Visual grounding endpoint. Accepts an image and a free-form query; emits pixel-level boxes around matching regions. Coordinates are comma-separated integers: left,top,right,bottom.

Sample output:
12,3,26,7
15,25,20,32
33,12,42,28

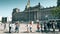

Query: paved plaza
0,23,60,34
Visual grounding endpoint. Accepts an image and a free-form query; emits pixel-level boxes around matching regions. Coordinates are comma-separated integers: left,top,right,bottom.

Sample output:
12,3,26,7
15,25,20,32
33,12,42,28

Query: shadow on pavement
21,31,36,33
4,31,9,33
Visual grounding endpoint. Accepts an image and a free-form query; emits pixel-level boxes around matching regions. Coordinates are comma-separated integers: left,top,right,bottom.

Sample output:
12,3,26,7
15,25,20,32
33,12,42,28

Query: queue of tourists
9,22,19,33
3,20,59,33
8,21,41,33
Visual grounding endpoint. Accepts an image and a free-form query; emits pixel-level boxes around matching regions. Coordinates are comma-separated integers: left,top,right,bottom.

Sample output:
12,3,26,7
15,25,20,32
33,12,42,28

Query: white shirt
29,24,32,27
11,24,15,32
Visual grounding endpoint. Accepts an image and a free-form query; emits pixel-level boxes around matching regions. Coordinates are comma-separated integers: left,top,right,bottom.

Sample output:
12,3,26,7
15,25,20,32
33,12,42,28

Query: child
25,24,29,32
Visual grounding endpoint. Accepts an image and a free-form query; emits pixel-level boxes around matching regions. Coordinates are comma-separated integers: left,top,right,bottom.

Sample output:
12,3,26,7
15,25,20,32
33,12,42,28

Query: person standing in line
29,22,32,32
57,22,60,31
44,22,48,32
9,24,11,33
37,22,40,32
52,22,55,32
41,23,43,32
25,24,29,32
47,22,51,31
15,22,19,33
11,23,16,33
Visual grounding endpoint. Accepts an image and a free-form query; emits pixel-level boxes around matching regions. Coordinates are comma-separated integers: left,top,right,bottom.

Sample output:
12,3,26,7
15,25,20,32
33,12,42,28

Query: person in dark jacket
15,22,19,33
9,24,11,33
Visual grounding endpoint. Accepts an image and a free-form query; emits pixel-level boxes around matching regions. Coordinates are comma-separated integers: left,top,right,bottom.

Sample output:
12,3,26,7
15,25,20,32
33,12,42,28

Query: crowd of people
8,21,41,33
3,21,60,33
9,22,19,33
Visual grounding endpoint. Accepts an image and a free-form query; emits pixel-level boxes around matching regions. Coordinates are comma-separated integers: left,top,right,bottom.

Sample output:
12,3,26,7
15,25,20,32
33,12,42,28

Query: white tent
7,16,12,22
0,16,2,23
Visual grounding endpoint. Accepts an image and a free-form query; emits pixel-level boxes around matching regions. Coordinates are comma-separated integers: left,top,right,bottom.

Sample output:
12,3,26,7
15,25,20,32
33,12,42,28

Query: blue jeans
15,27,19,33
30,27,32,32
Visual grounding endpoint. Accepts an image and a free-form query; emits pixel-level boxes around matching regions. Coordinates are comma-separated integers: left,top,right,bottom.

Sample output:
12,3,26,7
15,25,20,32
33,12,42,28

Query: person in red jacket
37,22,40,32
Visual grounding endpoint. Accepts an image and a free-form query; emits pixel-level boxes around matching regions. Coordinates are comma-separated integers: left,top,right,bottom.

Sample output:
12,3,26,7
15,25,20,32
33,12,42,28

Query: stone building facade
12,0,60,22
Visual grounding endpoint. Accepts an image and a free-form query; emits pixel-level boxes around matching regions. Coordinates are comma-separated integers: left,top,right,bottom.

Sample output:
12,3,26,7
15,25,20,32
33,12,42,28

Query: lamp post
28,8,30,22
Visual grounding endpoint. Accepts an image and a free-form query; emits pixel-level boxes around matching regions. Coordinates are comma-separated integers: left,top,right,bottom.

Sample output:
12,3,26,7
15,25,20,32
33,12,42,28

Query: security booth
2,17,7,23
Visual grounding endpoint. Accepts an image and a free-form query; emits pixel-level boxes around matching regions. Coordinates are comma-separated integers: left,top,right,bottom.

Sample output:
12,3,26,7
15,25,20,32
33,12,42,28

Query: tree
51,6,60,19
